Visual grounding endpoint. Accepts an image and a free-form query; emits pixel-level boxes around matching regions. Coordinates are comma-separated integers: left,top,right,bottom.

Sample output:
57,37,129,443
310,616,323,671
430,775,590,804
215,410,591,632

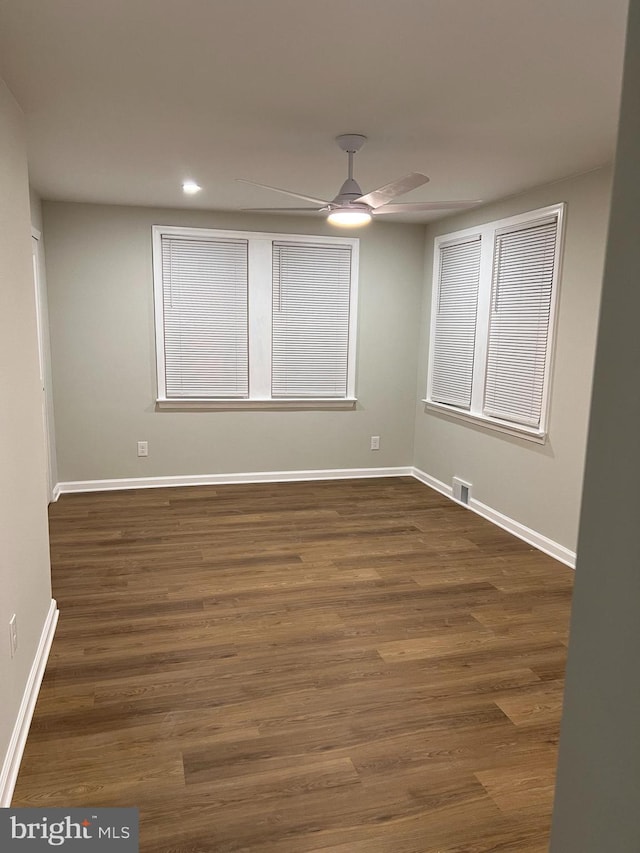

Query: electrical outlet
9,614,17,658
370,435,380,450
137,441,149,457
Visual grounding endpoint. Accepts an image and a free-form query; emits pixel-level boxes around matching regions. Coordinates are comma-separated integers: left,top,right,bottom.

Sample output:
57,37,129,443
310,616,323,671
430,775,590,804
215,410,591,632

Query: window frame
152,225,359,409
424,203,566,443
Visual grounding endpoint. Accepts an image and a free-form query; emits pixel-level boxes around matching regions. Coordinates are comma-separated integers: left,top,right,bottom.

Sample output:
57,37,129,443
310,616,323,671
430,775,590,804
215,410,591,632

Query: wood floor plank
12,477,574,852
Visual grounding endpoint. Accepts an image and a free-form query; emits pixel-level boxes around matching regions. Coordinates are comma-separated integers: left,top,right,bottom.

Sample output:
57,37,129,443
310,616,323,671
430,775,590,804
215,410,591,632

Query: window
152,226,359,407
426,204,565,440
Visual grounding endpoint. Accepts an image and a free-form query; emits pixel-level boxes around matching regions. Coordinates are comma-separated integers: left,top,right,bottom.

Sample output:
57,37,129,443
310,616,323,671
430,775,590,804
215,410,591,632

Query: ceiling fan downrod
335,134,368,203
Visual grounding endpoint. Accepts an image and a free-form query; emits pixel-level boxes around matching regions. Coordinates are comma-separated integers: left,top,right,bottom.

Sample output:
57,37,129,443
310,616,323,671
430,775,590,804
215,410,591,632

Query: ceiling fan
238,134,481,226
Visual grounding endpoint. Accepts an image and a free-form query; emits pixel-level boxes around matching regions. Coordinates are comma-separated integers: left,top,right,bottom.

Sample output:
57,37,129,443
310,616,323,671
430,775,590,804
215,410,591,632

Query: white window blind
430,237,482,409
271,242,352,398
483,218,558,427
161,236,249,398
426,204,564,440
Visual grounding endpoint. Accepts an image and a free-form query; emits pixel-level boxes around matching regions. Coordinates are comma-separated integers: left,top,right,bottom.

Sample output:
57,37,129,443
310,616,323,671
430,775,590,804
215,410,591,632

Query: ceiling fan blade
355,173,430,208
237,179,330,206
372,200,483,214
241,207,323,213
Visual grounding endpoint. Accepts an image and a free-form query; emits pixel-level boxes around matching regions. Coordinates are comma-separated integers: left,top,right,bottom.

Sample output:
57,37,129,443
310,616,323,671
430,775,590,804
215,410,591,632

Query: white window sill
422,400,547,444
156,397,357,411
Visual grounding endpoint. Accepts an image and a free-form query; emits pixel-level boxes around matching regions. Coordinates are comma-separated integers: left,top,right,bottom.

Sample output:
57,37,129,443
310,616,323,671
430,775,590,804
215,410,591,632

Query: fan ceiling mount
238,134,481,226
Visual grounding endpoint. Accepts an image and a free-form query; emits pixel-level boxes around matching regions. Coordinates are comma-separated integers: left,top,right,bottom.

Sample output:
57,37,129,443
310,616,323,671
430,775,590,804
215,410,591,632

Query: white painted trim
0,599,59,807
248,238,273,398
346,241,359,400
152,224,360,403
411,467,454,498
425,203,566,439
53,467,575,567
411,468,576,568
156,397,357,410
153,224,359,247
422,400,546,444
51,483,62,502
55,467,414,495
151,225,167,399
31,226,42,241
469,496,576,568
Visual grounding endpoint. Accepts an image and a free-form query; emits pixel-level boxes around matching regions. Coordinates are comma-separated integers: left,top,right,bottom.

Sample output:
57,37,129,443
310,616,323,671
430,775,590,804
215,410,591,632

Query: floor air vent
452,477,472,505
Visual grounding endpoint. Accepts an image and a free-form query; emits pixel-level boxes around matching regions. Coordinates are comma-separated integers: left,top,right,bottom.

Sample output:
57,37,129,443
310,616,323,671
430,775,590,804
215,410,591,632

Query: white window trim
156,397,357,411
421,400,547,443
425,203,566,442
152,225,359,407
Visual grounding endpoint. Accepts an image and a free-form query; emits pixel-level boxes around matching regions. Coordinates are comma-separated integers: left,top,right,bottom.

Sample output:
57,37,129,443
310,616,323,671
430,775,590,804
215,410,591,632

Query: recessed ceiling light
182,180,202,195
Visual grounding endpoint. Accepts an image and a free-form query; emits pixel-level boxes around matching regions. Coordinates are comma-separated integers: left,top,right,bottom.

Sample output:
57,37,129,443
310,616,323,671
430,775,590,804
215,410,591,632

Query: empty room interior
2,1,640,851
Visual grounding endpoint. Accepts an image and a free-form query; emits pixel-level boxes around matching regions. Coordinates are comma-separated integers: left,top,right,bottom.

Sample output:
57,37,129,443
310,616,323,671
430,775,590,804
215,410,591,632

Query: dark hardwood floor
13,477,574,852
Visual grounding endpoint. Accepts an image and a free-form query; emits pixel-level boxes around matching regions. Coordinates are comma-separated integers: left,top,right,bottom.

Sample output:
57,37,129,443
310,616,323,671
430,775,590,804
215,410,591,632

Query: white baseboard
51,483,61,502
411,468,576,568
55,466,414,495
411,467,455,498
54,466,574,567
0,598,59,807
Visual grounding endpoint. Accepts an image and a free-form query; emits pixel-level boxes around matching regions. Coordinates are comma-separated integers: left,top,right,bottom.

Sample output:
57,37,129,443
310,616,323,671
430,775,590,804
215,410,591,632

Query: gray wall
29,187,58,495
44,167,612,560
0,81,52,784
43,203,424,481
551,0,640,847
29,187,43,232
414,167,613,553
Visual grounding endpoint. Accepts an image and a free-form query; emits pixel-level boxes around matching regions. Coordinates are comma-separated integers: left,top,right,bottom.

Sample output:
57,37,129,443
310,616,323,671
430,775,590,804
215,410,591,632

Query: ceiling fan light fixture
182,180,202,195
327,208,372,227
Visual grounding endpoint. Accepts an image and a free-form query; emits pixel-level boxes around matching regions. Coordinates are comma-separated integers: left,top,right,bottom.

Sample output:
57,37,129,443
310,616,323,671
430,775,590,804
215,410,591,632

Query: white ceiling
0,0,629,223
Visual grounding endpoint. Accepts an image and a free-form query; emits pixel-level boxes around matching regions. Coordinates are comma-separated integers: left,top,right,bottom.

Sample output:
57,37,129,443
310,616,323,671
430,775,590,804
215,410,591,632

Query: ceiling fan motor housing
333,177,368,208
332,134,370,208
